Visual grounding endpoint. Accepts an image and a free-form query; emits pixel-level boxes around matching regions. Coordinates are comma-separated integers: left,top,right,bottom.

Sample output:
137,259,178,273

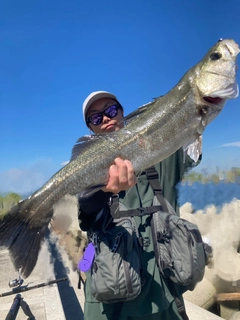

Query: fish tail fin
0,200,50,278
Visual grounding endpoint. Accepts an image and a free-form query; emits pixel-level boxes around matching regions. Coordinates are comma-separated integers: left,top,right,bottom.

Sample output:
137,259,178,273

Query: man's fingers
124,160,137,186
114,158,128,186
102,158,136,194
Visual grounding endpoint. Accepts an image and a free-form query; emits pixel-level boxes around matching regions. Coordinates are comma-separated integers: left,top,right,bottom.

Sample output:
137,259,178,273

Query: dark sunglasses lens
88,105,119,126
89,113,103,125
105,105,118,118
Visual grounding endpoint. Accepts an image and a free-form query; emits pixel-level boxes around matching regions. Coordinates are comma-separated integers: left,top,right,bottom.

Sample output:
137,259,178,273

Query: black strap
168,280,189,320
145,167,169,213
77,270,85,289
110,194,162,218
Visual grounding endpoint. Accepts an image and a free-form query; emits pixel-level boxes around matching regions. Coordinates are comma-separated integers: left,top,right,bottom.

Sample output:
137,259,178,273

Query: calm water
178,182,240,211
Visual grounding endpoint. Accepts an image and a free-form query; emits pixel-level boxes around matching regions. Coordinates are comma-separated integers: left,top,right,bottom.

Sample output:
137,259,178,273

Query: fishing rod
0,269,68,297
2,270,69,320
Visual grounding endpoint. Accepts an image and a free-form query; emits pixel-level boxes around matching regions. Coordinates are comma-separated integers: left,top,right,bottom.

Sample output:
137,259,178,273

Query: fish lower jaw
205,82,239,101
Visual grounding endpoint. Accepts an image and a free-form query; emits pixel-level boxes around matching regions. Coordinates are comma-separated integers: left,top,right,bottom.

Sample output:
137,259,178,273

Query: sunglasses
86,104,121,126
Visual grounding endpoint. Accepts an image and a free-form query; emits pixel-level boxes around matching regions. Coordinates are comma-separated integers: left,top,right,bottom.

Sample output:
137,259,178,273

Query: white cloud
61,160,69,166
219,141,240,148
0,159,58,196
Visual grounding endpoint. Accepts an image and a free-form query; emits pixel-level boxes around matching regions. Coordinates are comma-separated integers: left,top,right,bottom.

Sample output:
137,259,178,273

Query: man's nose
102,114,110,122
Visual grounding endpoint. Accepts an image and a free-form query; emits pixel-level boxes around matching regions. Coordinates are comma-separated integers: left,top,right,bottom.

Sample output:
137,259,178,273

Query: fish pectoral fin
183,135,202,162
79,185,106,197
0,200,50,278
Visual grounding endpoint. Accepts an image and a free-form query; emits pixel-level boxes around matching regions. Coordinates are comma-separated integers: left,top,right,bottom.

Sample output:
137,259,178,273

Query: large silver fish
0,39,239,278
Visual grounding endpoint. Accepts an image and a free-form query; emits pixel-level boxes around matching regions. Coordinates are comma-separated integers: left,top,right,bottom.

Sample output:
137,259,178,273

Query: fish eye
210,52,222,60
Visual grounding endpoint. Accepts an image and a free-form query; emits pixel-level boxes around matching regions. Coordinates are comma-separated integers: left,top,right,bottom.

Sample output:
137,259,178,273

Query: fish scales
0,39,239,278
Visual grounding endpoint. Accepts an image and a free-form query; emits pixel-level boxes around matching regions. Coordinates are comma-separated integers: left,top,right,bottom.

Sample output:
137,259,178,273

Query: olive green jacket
79,149,200,317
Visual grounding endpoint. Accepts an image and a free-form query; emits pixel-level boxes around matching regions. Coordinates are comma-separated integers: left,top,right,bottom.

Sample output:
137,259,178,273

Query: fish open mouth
203,82,239,104
203,96,223,104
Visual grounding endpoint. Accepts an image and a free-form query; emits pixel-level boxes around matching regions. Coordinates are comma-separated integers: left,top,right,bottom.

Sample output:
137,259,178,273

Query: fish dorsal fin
70,134,105,161
124,101,155,124
124,96,163,125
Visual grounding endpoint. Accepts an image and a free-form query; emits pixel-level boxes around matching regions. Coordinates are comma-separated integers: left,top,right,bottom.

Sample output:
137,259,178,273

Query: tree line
0,192,21,218
182,167,240,184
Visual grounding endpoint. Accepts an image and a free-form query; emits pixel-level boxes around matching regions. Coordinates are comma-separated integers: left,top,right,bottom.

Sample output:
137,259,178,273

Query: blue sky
0,0,240,194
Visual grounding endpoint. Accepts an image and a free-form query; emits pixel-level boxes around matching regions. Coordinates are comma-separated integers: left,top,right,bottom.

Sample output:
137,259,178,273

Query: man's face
86,98,124,134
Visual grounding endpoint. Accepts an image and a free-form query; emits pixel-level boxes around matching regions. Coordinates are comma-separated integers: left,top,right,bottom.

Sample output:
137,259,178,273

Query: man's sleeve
78,190,112,214
78,190,112,231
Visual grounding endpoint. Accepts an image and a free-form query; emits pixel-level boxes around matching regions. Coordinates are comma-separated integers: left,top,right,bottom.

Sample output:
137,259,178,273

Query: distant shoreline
178,181,240,211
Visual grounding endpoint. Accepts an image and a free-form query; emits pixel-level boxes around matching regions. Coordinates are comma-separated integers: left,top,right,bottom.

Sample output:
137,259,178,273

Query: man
78,91,200,320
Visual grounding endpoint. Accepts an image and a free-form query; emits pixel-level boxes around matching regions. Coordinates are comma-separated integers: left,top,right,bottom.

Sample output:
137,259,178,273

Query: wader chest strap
109,194,162,219
145,167,169,213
